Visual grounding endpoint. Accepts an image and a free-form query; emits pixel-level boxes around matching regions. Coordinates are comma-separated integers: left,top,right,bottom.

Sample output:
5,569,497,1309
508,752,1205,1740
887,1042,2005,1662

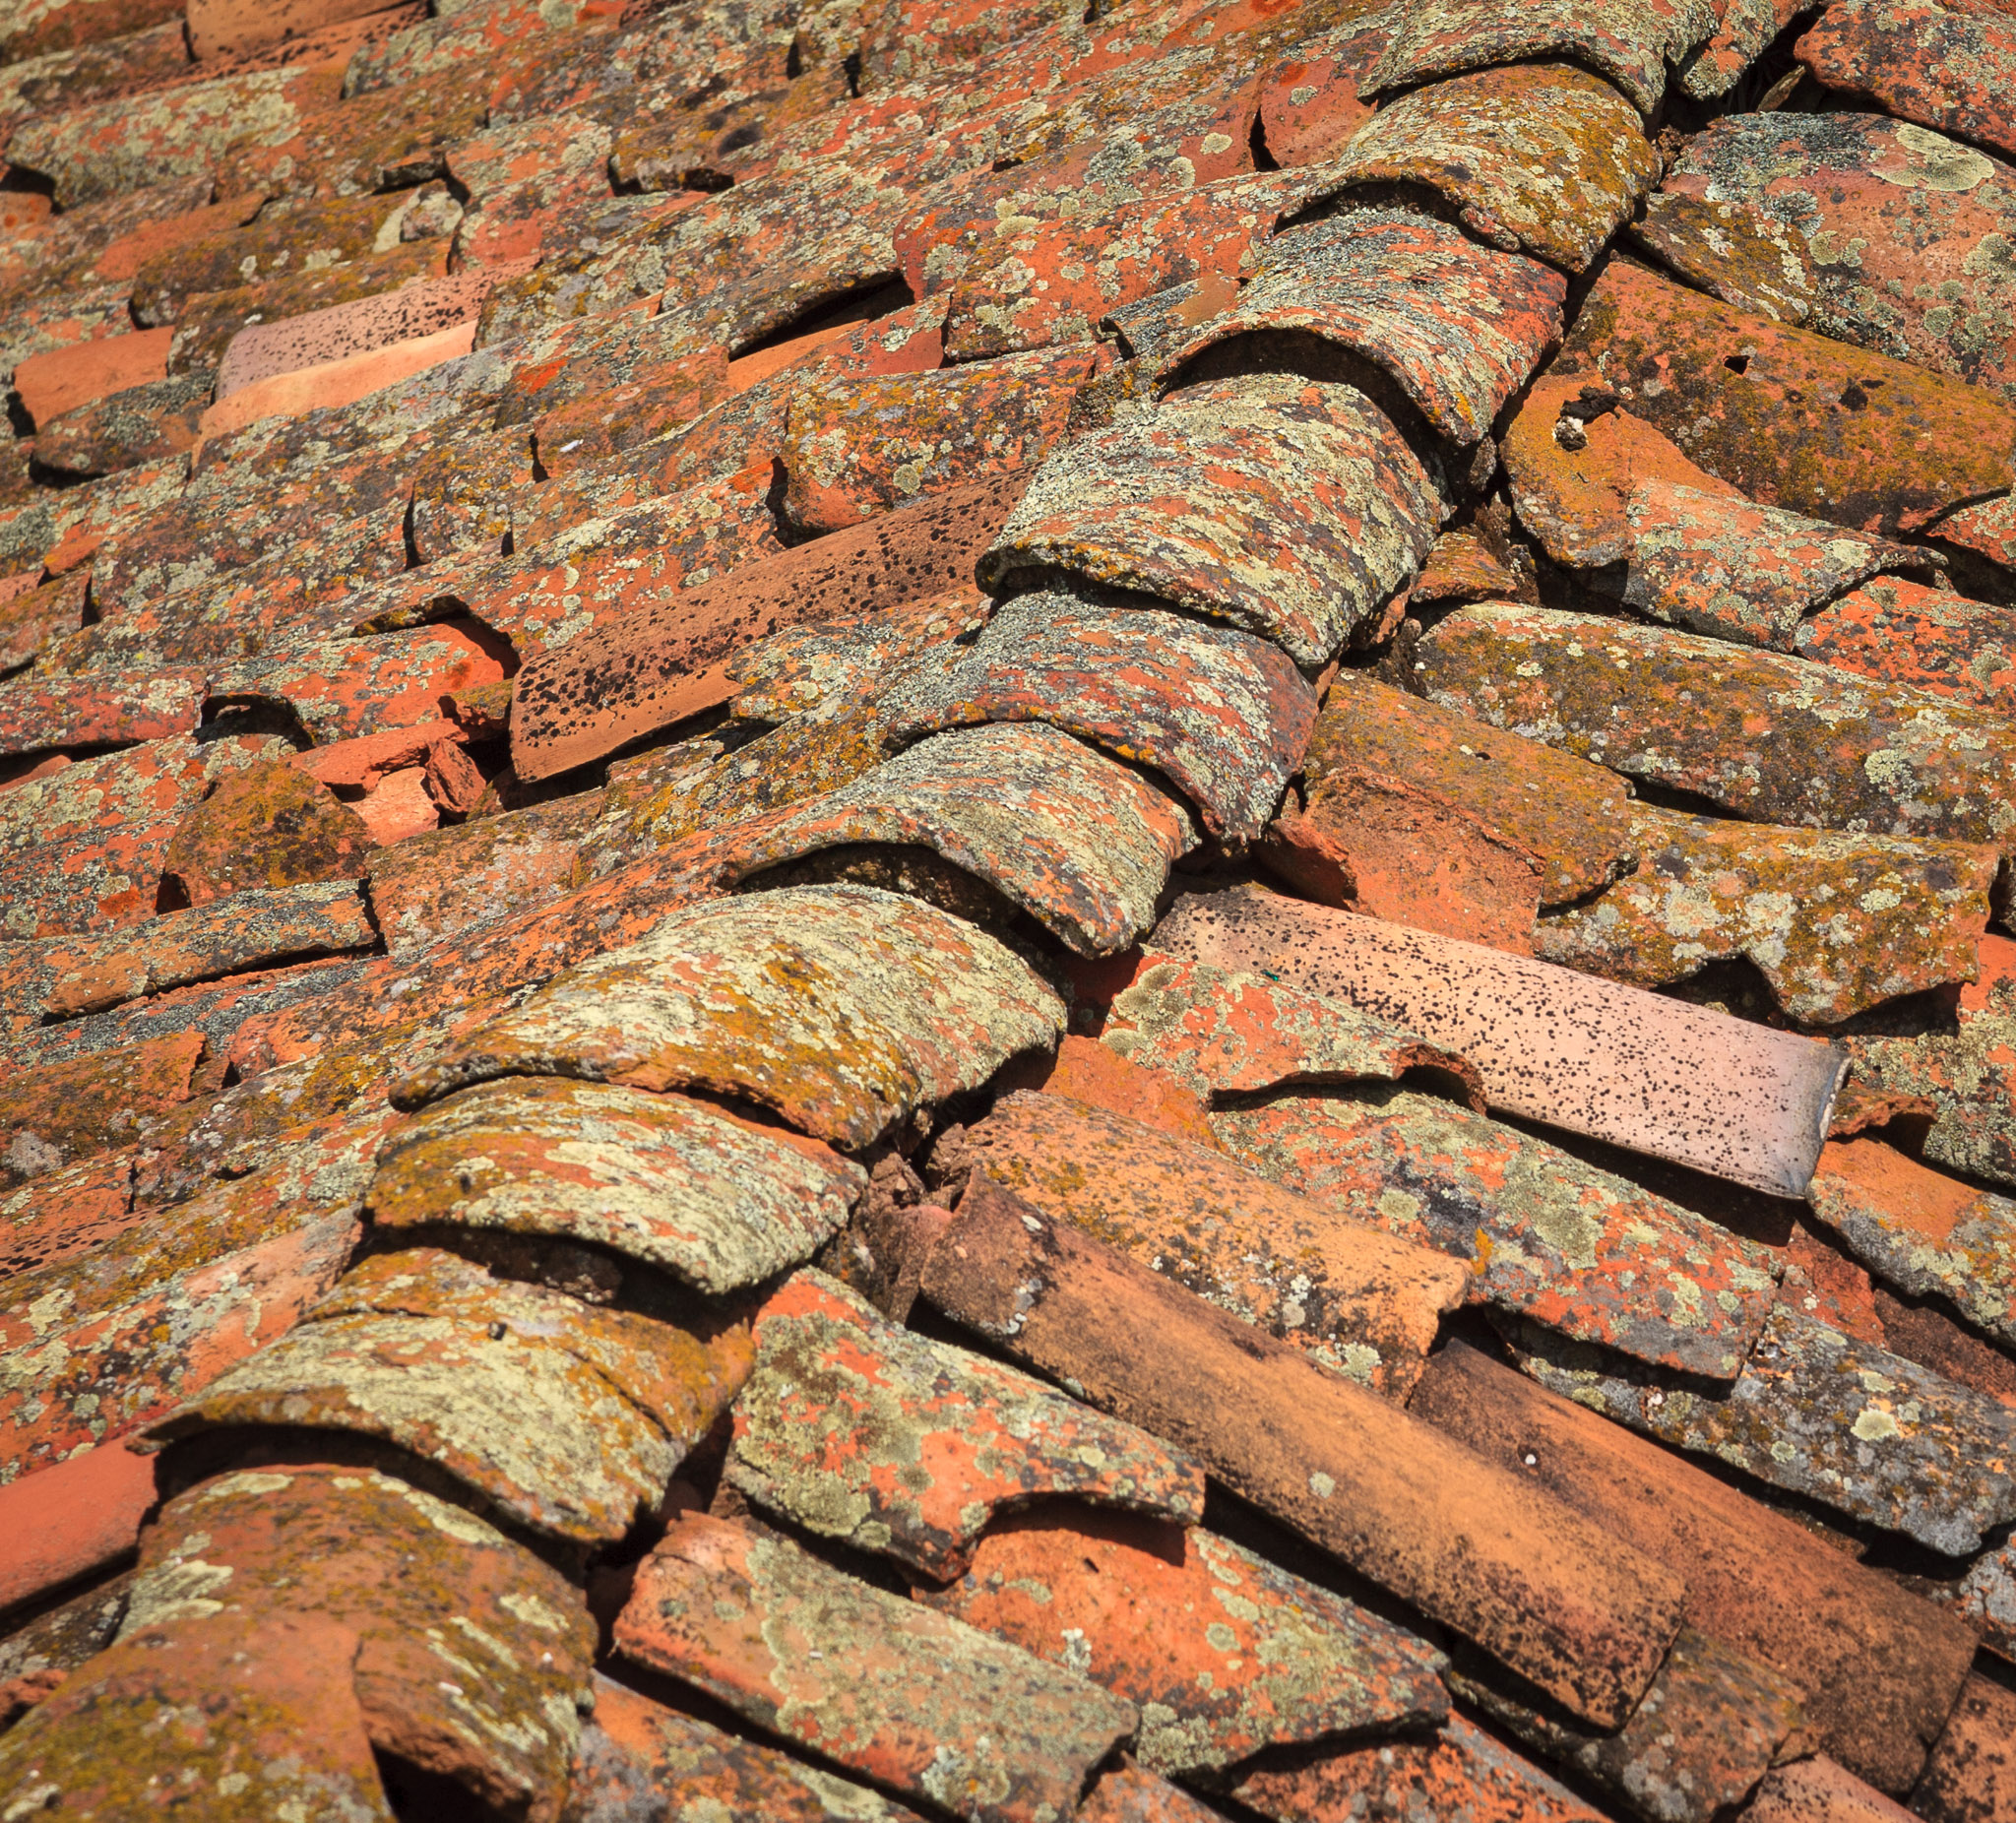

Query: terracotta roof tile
921,1505,1447,1775
725,1268,1206,1577
615,1508,1139,1822
980,371,1443,666
7,0,2016,1801
920,1171,1688,1727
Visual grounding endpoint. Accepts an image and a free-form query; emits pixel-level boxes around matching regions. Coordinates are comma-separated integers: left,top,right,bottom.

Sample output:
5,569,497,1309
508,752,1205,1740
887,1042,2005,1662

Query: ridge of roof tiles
3,0,2016,1813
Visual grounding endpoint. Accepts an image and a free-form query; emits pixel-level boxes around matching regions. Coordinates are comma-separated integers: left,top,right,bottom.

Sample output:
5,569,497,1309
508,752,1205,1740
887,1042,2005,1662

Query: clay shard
393,885,1065,1151
1547,256,2016,534
724,722,1198,958
146,1247,754,1543
1796,1,2016,164
977,371,1444,668
1292,668,1639,909
614,1510,1139,1823
1414,603,2016,875
880,586,1316,845
724,1269,1207,1580
1163,209,1568,445
965,1089,1470,1400
366,1077,867,1294
1635,110,2016,404
1806,1138,2016,1350
1152,888,1849,1197
1536,805,1996,1026
916,1171,1688,1729
1102,953,1486,1109
1361,0,1718,115
919,1508,1449,1778
509,473,1028,782
1209,1085,1782,1380
1507,1300,2016,1557
1311,63,1663,273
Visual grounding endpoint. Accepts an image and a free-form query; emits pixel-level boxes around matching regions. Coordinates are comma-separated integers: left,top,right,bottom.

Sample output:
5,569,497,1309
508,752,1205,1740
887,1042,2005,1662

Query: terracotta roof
0,0,2013,1816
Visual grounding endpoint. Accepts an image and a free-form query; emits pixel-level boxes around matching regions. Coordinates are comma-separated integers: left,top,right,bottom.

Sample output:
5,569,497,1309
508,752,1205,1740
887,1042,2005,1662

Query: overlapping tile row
3,0,2016,1816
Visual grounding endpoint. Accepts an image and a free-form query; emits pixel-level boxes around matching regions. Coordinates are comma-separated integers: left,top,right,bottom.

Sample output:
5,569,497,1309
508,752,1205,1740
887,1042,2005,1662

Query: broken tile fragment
1153,888,1849,1198
1636,111,2016,402
0,1444,156,1621
1911,1669,2016,1823
726,722,1197,957
1315,64,1661,272
123,1463,596,1823
1283,668,1638,911
615,1510,1138,1823
1797,1,2016,163
509,473,1027,781
0,732,282,939
395,885,1064,1150
920,1507,1448,1777
980,372,1443,667
1605,477,1943,652
1806,1138,2016,1350
0,1029,201,1187
781,345,1094,535
1165,209,1567,444
725,1269,1205,1579
727,584,991,723
1208,1086,1782,1379
569,1675,929,1823
963,1090,1470,1398
917,1172,1687,1729
1746,1758,1921,1823
1848,935,2016,1191
367,1077,866,1292
147,1247,754,1542
1413,1340,1977,1794
1416,604,2016,876
1549,256,2016,534
1534,806,1996,1026
159,756,375,906
881,586,1315,845
1508,1300,2016,1557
